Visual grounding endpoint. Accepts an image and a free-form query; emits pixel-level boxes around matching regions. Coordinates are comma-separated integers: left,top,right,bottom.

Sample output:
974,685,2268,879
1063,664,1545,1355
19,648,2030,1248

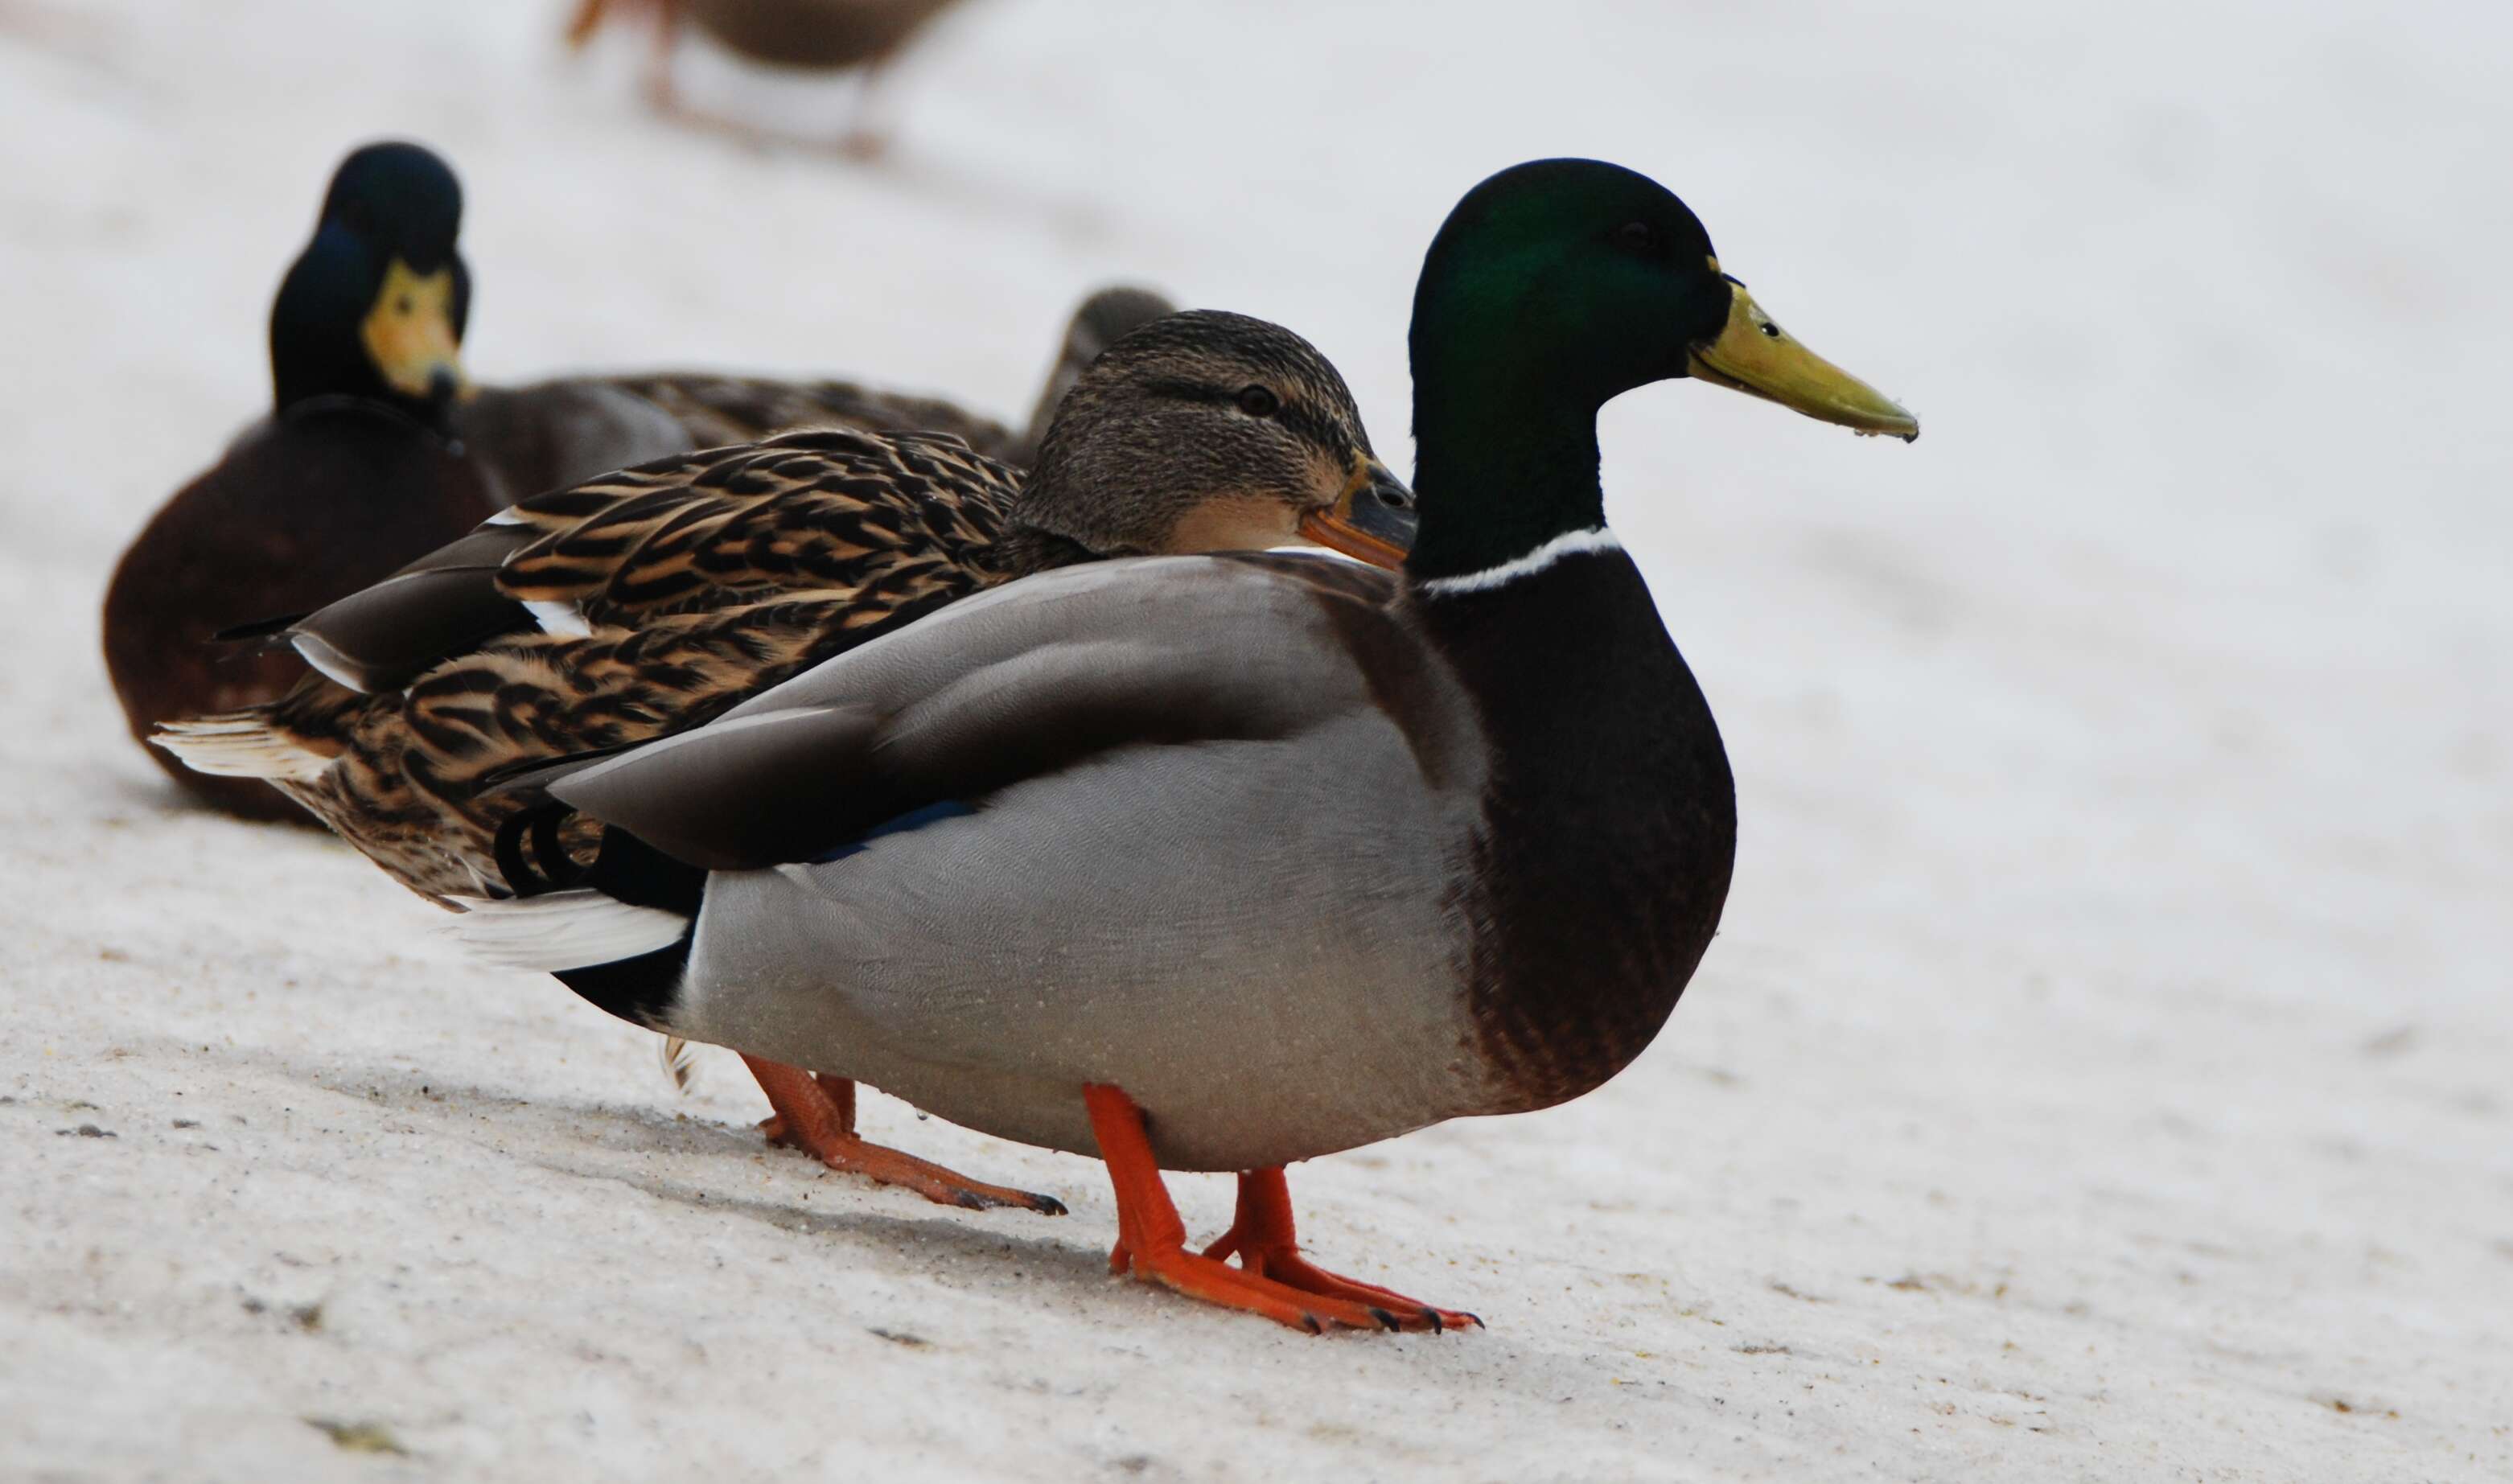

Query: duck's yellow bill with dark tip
1298,459,1418,569
361,258,469,403
1687,283,1919,442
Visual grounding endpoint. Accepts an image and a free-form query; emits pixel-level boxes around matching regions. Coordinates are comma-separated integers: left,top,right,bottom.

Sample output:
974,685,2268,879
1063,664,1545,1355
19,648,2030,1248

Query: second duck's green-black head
269,142,471,423
1404,158,1917,577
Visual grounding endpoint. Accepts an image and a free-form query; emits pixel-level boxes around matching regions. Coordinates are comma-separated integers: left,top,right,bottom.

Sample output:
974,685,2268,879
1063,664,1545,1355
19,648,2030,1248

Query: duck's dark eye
1613,220,1655,253
1236,385,1280,418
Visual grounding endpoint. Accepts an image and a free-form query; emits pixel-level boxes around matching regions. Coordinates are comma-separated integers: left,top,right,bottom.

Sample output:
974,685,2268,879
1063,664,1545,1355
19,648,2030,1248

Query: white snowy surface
4,1,2508,1478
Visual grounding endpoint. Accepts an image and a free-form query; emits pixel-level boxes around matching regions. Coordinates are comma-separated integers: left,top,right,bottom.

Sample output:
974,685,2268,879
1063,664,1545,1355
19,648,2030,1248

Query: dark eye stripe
1137,376,1356,462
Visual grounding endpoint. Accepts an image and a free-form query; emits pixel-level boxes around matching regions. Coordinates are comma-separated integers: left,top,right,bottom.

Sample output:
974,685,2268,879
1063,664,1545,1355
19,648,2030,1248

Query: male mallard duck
103,142,496,823
104,138,1169,820
159,309,1415,1214
439,158,1917,1333
565,0,965,156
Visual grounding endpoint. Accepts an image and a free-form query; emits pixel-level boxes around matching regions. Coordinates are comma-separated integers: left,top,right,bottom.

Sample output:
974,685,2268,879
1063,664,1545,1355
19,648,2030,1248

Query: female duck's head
1018,309,1416,568
269,142,471,425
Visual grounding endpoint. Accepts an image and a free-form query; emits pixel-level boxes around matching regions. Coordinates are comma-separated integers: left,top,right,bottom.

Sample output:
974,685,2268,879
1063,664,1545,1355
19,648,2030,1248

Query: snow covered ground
3,0,2507,1478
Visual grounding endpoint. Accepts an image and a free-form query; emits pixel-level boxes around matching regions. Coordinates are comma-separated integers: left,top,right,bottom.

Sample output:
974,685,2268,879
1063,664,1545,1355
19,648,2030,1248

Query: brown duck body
102,404,501,821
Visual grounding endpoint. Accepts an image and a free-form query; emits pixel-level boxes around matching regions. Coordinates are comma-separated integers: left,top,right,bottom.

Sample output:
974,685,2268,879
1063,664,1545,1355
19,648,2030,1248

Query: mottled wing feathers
285,522,544,692
493,430,1022,623
245,427,1029,902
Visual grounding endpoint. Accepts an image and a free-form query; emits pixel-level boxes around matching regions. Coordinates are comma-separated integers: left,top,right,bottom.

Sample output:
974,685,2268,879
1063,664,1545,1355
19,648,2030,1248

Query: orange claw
1084,1085,1475,1335
743,1055,1064,1215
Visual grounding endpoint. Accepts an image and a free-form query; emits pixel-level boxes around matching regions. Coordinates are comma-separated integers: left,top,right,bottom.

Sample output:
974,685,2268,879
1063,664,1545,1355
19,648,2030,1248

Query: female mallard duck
441,158,1917,1333
160,309,1415,1214
104,138,1168,820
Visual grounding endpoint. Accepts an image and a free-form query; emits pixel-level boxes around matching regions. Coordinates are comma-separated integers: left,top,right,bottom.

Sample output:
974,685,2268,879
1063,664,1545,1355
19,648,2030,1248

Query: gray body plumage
552,555,1509,1170
459,380,717,505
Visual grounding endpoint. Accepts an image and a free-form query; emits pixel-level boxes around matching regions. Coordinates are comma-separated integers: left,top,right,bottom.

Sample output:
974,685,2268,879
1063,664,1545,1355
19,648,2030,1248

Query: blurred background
2,0,2505,1475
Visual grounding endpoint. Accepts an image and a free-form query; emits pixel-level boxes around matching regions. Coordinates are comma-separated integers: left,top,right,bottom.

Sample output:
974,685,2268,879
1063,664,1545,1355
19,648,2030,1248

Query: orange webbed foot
1113,1235,1418,1334
1085,1086,1477,1335
745,1056,1064,1215
1201,1168,1481,1333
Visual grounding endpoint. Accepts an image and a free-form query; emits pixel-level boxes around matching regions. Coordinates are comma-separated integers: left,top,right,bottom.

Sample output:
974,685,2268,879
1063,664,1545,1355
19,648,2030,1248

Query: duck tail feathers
444,890,688,972
152,714,331,782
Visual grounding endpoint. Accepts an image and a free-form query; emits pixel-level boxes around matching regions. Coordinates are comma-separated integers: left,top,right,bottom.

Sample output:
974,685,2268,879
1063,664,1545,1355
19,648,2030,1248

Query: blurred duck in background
158,310,1416,1210
105,138,1171,823
565,0,966,156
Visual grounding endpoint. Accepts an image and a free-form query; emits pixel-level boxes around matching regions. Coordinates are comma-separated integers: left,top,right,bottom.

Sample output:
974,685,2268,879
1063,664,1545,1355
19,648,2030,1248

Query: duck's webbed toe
1199,1169,1482,1333
1085,1085,1479,1336
746,1056,1065,1215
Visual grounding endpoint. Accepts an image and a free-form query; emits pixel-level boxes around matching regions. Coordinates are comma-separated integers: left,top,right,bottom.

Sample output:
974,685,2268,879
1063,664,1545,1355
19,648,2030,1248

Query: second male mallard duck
160,309,1413,1214
104,142,494,824
443,158,1917,1333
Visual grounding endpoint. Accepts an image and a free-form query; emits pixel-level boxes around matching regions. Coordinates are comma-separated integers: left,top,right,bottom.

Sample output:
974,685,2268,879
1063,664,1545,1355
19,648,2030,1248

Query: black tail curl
492,800,590,898
488,801,708,1030
491,800,706,918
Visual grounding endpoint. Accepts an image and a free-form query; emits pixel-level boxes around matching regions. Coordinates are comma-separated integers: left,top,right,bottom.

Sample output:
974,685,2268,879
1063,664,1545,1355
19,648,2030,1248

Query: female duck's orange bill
1298,459,1417,568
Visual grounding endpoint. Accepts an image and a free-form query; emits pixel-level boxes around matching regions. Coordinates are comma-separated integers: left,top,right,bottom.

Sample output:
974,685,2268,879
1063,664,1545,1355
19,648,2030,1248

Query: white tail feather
524,600,591,638
445,891,687,972
152,717,330,781
290,631,370,692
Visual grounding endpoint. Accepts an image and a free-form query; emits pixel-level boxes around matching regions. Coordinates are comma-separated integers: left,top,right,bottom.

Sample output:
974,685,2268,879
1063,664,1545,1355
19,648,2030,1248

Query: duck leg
1202,1168,1481,1332
643,0,686,113
1084,1085,1458,1334
743,1055,1064,1215
835,56,898,162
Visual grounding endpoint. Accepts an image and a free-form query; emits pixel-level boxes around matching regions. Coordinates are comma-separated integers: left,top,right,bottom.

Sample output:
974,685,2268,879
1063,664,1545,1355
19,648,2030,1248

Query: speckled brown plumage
263,429,1024,898
491,428,1021,620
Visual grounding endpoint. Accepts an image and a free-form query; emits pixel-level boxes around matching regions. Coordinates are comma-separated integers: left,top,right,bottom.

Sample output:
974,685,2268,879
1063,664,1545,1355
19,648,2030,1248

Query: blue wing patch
808,800,977,864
